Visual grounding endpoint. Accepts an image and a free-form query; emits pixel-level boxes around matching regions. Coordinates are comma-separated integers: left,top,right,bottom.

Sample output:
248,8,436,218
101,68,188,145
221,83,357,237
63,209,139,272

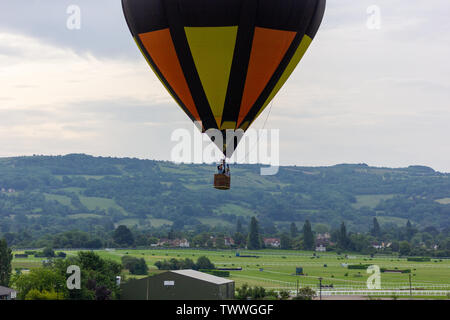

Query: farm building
121,269,234,300
0,286,17,300
263,238,281,248
315,245,326,252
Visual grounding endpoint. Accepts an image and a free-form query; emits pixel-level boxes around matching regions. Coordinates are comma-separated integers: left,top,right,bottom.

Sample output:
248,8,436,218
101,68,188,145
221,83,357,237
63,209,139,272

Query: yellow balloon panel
185,26,238,128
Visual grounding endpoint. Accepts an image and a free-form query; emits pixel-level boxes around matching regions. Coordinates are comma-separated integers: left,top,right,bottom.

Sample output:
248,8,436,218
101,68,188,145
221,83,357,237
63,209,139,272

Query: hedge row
407,257,430,262
34,251,66,258
347,264,372,270
380,268,411,274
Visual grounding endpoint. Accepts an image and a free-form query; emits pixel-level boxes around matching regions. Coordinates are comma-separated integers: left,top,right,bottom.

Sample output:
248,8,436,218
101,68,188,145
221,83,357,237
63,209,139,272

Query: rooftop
0,286,16,296
171,269,234,285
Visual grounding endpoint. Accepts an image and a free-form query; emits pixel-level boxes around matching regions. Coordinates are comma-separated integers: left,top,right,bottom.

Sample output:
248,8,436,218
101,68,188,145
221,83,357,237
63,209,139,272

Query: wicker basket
214,174,231,190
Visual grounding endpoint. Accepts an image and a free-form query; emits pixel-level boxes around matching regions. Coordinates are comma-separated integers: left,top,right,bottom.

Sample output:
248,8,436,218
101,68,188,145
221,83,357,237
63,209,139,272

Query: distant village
153,233,335,252
149,232,403,252
0,188,16,193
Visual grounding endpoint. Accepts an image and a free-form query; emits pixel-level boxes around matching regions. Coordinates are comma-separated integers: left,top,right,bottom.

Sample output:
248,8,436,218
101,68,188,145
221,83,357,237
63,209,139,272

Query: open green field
213,203,257,217
43,193,73,207
79,196,127,213
12,249,450,297
352,194,395,209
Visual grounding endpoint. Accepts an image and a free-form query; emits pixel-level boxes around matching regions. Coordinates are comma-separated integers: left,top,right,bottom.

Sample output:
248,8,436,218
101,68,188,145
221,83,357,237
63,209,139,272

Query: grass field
115,217,174,228
68,214,104,219
352,194,395,209
12,248,450,298
43,193,74,207
213,203,257,217
79,196,126,213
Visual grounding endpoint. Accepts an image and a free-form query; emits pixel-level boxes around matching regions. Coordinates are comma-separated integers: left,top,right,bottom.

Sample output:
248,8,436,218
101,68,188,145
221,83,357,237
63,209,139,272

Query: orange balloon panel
238,27,297,127
139,29,201,122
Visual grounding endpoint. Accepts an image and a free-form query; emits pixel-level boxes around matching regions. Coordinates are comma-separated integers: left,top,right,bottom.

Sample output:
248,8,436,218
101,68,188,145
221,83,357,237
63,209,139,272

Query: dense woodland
0,154,449,255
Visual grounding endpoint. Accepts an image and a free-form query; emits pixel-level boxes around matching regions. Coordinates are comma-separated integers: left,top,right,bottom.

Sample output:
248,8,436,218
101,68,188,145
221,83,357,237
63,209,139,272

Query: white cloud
249,0,450,171
0,32,172,111
0,31,188,159
0,1,449,172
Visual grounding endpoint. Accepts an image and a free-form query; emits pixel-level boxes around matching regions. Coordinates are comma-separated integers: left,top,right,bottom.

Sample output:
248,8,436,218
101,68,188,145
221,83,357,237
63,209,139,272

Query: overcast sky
0,0,449,172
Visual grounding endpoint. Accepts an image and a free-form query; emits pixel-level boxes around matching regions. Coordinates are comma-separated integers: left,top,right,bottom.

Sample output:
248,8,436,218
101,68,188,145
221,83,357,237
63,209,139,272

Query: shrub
25,289,62,300
121,256,148,275
293,287,316,300
236,284,267,300
13,268,65,299
407,257,430,262
278,290,290,300
194,256,215,270
154,256,212,271
380,268,411,274
43,247,55,258
266,290,278,299
348,264,371,270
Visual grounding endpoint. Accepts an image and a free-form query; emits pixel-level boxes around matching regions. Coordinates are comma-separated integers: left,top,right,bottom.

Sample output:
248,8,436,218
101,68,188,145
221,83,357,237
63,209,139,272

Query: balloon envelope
122,0,326,156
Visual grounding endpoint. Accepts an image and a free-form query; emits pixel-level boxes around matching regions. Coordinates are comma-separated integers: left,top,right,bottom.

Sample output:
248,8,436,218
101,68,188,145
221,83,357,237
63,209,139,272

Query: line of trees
1,155,449,249
2,214,449,257
154,256,215,271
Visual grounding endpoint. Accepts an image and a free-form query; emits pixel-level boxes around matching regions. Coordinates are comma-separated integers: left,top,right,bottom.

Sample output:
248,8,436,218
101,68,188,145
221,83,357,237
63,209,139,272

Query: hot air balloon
122,0,326,189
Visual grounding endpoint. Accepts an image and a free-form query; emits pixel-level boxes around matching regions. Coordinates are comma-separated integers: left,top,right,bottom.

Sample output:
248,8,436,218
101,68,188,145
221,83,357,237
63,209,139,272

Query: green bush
348,264,371,270
380,268,411,274
41,247,55,258
407,257,430,262
293,287,316,300
121,256,148,275
25,289,63,300
236,284,266,300
278,290,290,300
154,256,214,271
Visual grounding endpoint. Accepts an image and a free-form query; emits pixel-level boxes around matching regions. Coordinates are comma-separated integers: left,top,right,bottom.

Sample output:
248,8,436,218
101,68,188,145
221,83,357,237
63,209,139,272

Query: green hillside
0,154,449,243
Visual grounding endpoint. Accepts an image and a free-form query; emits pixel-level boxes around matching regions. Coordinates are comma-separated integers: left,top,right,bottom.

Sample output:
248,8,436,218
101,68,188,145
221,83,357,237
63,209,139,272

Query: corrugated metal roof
0,286,16,296
171,269,233,285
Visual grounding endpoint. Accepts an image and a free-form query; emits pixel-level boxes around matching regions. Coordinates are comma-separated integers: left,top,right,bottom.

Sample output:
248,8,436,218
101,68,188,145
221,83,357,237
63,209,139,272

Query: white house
315,245,326,252
0,286,17,300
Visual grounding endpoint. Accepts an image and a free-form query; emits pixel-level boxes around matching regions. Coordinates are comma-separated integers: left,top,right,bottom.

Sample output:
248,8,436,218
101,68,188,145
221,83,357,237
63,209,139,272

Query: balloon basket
214,174,231,190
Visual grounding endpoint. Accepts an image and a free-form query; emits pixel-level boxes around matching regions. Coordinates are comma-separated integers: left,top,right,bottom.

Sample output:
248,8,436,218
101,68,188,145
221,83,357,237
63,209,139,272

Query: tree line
2,215,448,258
